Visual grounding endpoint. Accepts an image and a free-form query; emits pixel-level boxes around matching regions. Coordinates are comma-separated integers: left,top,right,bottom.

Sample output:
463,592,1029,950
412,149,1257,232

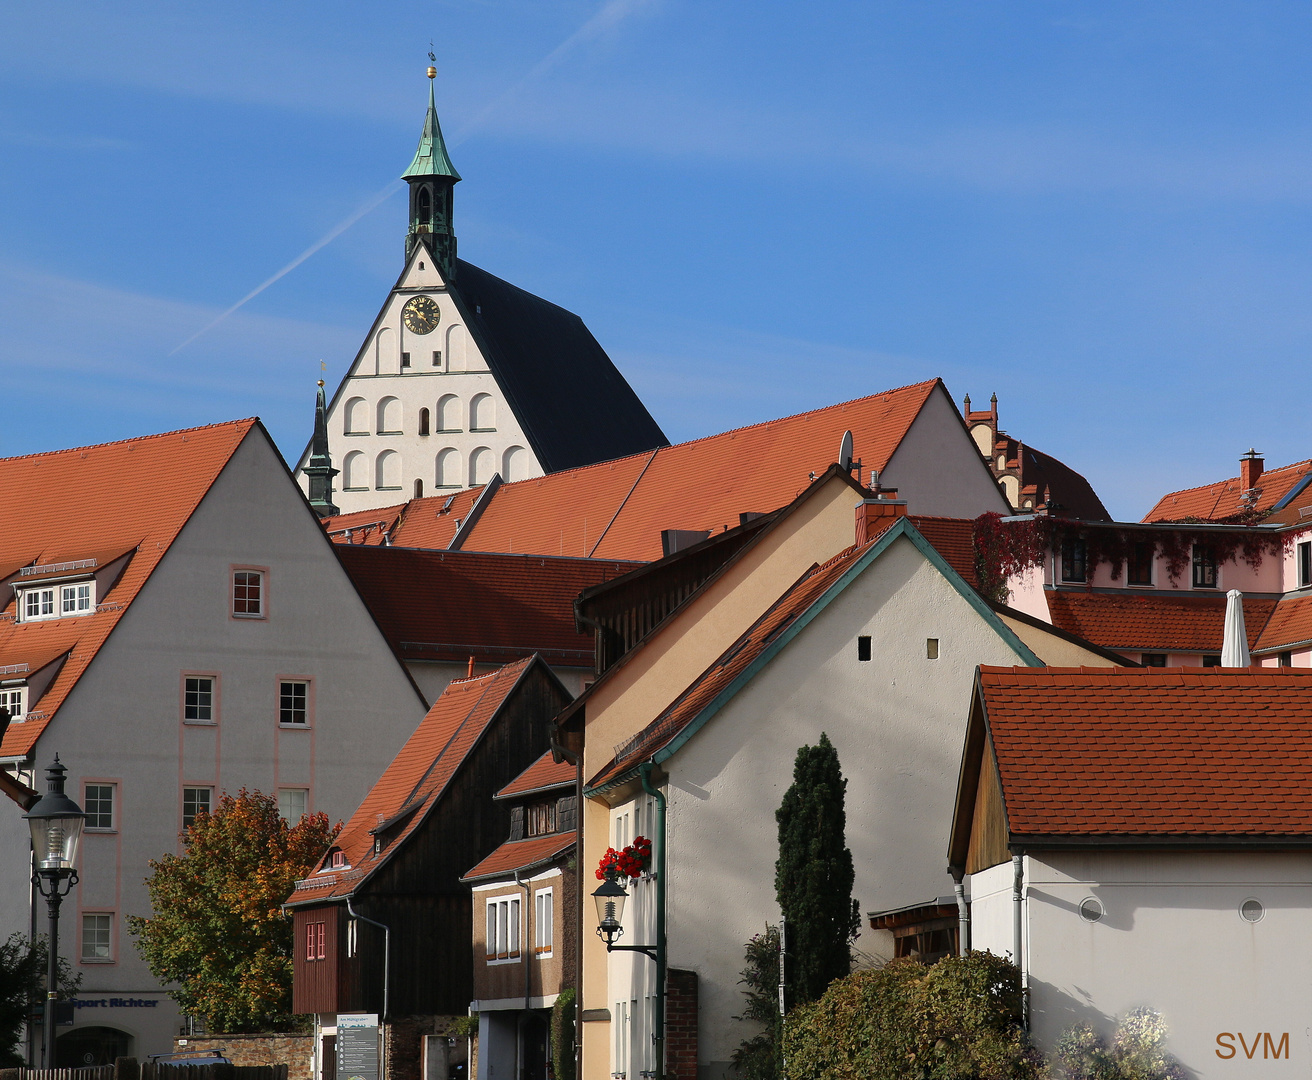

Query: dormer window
0,686,25,722
331,851,348,870
17,581,95,622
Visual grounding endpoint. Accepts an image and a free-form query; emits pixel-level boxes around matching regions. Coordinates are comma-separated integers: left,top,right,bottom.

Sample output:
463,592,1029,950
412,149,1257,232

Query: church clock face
402,295,441,334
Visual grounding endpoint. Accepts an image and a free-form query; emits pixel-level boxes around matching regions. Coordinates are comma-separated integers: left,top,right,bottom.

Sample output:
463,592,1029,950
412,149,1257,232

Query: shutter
509,805,525,841
557,795,577,833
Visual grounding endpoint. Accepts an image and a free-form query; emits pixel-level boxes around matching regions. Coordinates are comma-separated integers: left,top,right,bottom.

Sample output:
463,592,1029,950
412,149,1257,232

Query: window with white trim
232,570,263,617
279,788,308,822
485,896,521,962
279,681,309,725
18,581,96,623
82,913,112,961
182,787,212,829
535,888,554,957
0,687,25,722
184,677,214,722
84,784,115,830
613,1000,630,1079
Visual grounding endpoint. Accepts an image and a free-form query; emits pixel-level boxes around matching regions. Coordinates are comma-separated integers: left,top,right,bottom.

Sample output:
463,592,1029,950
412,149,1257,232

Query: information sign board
336,1013,379,1080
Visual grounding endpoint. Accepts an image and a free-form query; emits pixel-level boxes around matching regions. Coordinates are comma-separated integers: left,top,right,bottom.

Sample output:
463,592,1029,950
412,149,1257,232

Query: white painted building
0,420,426,1065
295,73,666,515
952,665,1312,1077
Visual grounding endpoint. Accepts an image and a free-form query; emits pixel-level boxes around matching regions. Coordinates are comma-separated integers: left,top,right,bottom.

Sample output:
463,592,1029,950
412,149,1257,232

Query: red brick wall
664,969,698,1080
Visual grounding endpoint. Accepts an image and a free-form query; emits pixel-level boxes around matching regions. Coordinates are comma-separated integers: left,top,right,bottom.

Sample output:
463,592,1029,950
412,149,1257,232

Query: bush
782,952,1041,1080
551,988,575,1080
1054,1008,1184,1080
732,926,781,1080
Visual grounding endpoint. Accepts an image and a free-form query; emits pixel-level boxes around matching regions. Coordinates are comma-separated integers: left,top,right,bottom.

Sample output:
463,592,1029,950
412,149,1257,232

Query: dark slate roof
1023,444,1111,522
443,255,670,472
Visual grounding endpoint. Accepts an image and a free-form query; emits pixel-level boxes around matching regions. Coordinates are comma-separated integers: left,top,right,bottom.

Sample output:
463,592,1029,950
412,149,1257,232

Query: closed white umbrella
1221,589,1251,668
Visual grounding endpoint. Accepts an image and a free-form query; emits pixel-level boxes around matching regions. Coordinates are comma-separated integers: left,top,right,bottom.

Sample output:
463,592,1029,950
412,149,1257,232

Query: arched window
502,446,527,482
344,397,367,435
375,450,401,490
470,393,496,431
436,448,462,488
446,324,466,371
437,394,461,431
414,478,424,500
470,447,494,486
376,327,398,375
418,408,431,436
417,186,431,223
342,451,367,490
377,397,401,434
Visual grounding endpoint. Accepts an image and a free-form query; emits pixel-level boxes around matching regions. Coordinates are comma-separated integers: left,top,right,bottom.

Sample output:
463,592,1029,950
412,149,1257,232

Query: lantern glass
592,873,628,934
29,811,83,871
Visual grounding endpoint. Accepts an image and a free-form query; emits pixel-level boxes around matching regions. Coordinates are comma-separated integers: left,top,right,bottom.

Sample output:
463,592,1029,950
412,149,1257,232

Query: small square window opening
926,638,939,660
279,788,309,821
1192,545,1218,589
1202,654,1222,667
857,636,872,662
401,352,411,368
1141,653,1167,668
279,681,309,725
84,784,114,830
233,571,264,617
184,677,214,722
82,913,112,961
432,350,442,367
182,787,212,829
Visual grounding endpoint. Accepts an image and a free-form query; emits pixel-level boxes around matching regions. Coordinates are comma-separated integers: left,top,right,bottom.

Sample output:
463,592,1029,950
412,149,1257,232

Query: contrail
169,179,404,355
169,0,653,354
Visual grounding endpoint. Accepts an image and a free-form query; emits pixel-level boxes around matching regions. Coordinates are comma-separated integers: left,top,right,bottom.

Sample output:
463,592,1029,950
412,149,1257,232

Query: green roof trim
584,517,1043,797
402,80,461,181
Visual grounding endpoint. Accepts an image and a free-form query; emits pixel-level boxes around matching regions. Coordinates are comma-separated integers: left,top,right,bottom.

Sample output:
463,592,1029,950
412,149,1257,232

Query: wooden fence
2,1062,287,1080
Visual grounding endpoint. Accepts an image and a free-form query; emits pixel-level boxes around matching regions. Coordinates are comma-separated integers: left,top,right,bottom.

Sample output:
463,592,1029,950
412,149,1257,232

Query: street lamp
592,867,629,948
24,756,86,1068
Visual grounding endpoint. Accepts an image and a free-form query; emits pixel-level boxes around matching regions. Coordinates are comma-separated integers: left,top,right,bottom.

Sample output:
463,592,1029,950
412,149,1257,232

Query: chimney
990,392,998,423
1241,448,1263,491
856,497,907,545
466,656,476,678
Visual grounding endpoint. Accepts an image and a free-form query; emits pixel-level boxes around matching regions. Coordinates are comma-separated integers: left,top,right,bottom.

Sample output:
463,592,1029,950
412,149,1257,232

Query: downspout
639,764,666,1080
1011,854,1027,1030
347,897,391,1076
949,865,969,956
514,869,533,1080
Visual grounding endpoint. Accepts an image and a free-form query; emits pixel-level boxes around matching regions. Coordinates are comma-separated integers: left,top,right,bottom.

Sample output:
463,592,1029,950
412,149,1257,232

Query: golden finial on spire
428,44,437,80
317,379,325,388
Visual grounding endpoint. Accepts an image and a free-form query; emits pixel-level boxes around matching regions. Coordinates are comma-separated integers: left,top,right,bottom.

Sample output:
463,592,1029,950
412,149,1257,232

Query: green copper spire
403,66,461,274
304,380,339,519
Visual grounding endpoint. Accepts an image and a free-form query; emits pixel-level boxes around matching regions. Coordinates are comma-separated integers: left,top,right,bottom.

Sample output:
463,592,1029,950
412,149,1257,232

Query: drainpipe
949,865,969,956
638,764,666,1080
1011,855,1026,1030
347,898,391,1077
515,869,533,1080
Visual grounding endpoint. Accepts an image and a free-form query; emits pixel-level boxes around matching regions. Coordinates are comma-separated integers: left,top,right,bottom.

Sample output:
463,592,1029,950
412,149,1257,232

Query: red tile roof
586,537,880,790
1254,593,1312,653
497,750,574,799
461,831,576,882
980,666,1312,836
365,382,939,562
322,503,407,546
0,420,258,757
1144,459,1312,523
1045,591,1275,653
909,517,978,588
335,546,639,667
287,657,536,905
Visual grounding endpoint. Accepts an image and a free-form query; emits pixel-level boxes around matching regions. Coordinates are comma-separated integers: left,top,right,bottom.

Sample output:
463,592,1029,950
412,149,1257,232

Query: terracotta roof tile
385,487,485,549
908,516,977,588
0,420,257,757
1254,593,1312,652
1046,591,1275,653
1144,459,1312,523
336,546,639,667
287,657,535,904
322,503,407,546
496,750,574,799
445,381,940,561
980,666,1312,835
461,831,576,881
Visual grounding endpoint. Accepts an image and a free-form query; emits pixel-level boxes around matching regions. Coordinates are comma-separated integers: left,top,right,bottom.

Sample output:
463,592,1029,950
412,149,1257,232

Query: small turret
304,380,339,518
403,63,461,275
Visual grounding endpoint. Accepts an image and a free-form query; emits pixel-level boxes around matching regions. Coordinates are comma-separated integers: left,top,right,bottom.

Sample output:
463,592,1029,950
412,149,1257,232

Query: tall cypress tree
775,732,859,1006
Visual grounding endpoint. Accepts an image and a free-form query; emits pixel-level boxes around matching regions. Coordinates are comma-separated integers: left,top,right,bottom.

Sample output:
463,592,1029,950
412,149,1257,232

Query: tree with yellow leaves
129,789,338,1033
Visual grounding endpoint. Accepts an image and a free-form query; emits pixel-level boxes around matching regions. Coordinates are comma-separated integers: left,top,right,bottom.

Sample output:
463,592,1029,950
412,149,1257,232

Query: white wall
19,430,426,1060
634,535,1032,1075
881,387,1010,519
971,851,1312,1077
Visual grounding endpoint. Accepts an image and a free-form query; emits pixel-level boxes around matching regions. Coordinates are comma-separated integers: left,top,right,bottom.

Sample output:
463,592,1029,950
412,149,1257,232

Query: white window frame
81,913,113,963
84,783,115,831
21,587,56,622
60,582,94,615
17,579,95,623
232,569,265,618
183,675,216,724
613,1000,629,1080
278,680,310,726
279,788,309,822
0,686,26,722
182,786,213,829
484,895,521,964
534,887,554,958
1300,540,1312,589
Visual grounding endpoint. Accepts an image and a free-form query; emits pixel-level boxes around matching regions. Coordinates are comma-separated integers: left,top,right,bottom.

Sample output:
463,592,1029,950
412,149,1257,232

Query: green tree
731,926,781,1080
0,933,81,1067
128,789,339,1033
1055,1008,1185,1080
775,733,859,1006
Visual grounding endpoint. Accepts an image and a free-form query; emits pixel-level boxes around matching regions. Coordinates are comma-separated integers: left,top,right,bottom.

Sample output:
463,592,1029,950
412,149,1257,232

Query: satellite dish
838,430,854,471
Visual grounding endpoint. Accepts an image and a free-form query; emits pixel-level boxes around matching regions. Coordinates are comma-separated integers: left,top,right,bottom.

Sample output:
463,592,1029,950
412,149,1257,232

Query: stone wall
174,1034,313,1080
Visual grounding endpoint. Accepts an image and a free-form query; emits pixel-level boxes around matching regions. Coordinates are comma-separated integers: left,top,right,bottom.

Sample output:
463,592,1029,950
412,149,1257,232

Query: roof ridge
448,655,533,686
1155,458,1312,502
0,418,258,465
493,379,940,493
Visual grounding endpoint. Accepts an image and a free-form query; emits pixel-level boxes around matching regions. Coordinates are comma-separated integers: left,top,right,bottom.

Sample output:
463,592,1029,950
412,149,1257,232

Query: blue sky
4,2,1312,519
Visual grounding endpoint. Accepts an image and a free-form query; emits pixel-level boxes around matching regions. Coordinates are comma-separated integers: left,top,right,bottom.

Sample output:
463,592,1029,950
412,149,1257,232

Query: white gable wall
300,254,542,514
22,429,426,1060
882,385,1010,518
599,535,1033,1079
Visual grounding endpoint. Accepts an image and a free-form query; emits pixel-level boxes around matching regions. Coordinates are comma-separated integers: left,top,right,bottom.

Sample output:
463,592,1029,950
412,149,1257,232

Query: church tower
303,380,340,518
403,64,461,276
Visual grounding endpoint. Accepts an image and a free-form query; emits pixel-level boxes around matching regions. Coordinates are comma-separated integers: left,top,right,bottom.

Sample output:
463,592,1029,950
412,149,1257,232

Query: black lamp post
24,756,85,1068
591,865,664,1078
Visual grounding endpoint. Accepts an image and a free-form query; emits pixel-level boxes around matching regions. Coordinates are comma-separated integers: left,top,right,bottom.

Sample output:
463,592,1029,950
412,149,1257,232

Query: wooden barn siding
966,741,1010,875
347,663,571,1017
292,906,339,1015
